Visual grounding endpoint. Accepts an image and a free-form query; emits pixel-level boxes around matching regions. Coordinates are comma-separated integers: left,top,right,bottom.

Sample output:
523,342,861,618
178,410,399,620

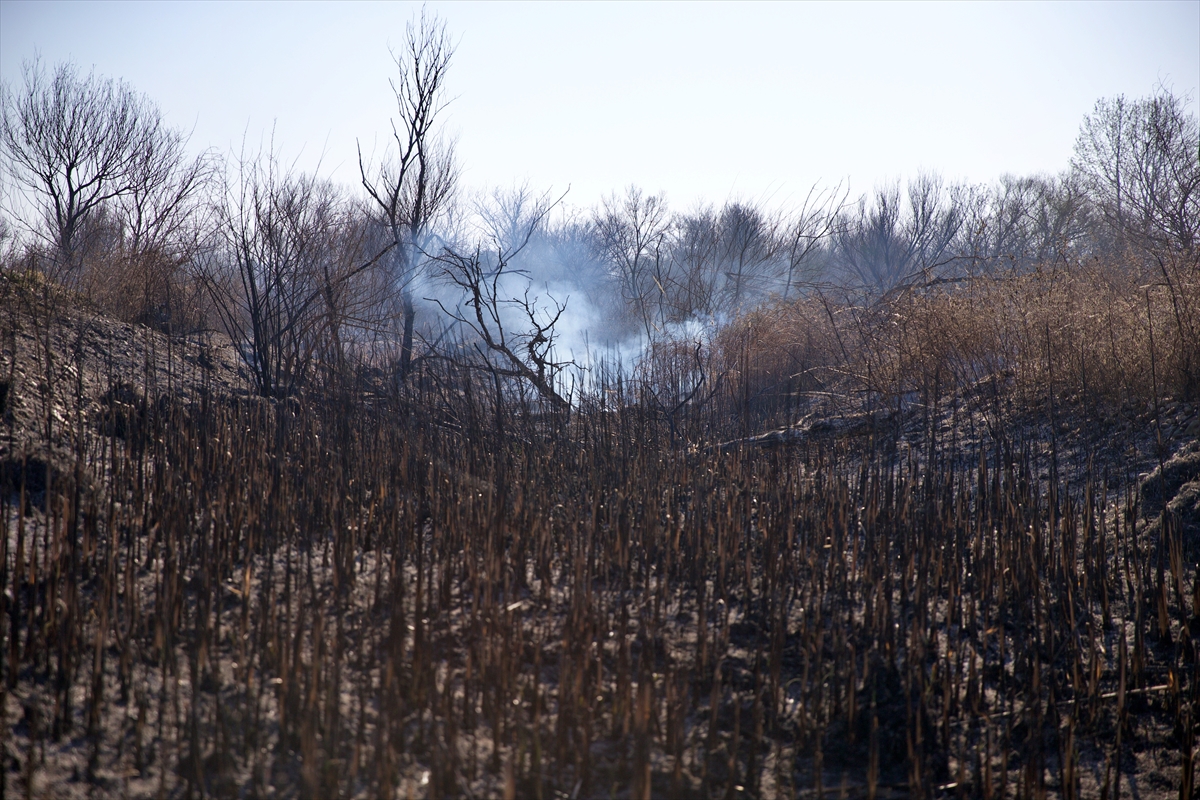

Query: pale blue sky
1,1,1197,212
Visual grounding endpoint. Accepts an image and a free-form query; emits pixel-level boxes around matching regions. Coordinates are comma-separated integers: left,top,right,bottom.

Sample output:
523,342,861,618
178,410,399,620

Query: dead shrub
78,248,212,334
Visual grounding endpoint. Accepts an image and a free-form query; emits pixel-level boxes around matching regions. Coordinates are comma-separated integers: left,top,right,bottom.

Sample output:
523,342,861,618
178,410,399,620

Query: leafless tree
713,201,783,309
110,123,214,327
594,189,844,336
658,199,790,321
204,149,391,398
665,205,722,321
431,198,574,409
834,173,966,295
359,10,458,383
1073,87,1200,255
957,174,1089,270
1073,95,1137,252
780,181,847,298
593,186,671,341
0,59,198,278
0,58,213,331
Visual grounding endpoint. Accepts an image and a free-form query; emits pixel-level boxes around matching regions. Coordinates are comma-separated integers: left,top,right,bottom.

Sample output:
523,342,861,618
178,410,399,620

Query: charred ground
1,269,1199,800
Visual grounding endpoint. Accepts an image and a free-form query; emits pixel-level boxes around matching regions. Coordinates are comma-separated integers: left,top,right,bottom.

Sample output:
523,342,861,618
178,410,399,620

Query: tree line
2,12,1196,405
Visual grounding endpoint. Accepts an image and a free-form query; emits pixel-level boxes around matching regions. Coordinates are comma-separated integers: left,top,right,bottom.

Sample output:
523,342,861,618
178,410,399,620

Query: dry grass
703,256,1200,432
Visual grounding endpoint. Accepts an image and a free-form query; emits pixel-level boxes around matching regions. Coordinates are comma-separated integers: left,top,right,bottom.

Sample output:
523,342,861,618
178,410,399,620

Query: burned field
2,10,1198,795
1,278,1198,800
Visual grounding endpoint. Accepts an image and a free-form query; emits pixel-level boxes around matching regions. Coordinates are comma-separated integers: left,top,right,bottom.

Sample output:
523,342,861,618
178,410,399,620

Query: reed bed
704,256,1200,435
2,335,1195,799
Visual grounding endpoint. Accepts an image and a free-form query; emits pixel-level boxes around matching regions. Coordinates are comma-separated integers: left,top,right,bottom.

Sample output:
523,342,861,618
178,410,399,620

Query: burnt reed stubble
1,285,1196,799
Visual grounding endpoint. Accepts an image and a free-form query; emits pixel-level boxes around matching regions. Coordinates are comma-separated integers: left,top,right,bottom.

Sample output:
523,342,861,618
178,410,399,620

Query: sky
1,1,1197,214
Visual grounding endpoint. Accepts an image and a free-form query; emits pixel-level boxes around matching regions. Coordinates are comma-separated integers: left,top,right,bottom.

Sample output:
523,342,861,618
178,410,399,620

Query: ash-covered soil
1,274,252,484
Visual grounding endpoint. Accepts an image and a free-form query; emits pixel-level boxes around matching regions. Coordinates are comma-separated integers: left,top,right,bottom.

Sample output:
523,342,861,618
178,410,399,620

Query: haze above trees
1,13,1196,406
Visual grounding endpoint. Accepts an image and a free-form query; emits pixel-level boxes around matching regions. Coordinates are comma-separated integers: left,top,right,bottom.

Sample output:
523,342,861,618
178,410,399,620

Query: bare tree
205,149,390,398
834,173,966,295
1073,95,1136,252
666,205,722,321
431,199,574,409
593,186,671,341
958,173,1088,270
0,59,190,278
713,200,782,309
359,10,458,383
111,124,213,327
780,181,847,298
1073,87,1200,255
593,188,843,337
